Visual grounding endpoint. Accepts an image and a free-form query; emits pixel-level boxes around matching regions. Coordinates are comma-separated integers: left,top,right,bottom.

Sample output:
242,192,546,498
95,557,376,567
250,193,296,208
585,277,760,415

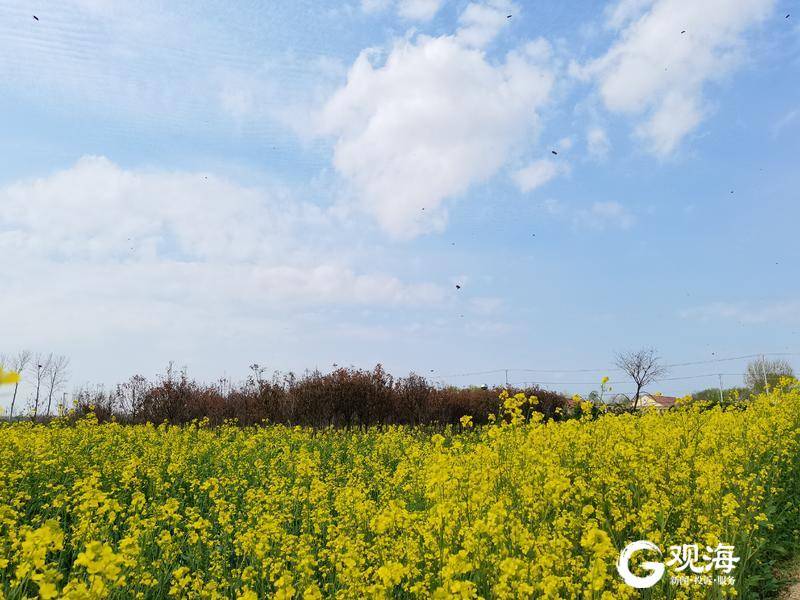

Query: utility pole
761,354,769,393
718,374,724,404
504,369,509,388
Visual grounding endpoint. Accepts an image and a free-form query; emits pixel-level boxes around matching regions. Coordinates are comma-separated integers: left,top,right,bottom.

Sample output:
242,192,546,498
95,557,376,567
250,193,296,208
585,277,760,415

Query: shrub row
71,364,570,427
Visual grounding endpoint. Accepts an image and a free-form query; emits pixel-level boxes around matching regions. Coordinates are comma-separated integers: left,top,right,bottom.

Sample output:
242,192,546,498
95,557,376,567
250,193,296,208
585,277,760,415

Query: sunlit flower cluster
1,383,799,598
0,368,20,385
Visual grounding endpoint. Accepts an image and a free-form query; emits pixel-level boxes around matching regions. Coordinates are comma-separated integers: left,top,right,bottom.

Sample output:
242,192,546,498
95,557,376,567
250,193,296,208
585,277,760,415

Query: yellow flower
0,367,20,385
0,385,798,598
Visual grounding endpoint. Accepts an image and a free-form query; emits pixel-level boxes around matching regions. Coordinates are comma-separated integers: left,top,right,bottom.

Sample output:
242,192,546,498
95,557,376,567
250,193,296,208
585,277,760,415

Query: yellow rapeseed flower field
2,384,800,599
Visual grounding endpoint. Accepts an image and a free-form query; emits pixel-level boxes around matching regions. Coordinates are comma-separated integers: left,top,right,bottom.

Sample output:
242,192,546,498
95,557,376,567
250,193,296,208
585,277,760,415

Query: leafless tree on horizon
117,374,149,420
614,347,667,409
31,353,52,420
744,357,794,394
1,350,31,420
44,355,70,416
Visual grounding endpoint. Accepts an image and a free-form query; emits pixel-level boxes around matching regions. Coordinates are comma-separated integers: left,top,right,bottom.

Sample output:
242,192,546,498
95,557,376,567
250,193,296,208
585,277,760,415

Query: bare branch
744,357,794,394
4,350,32,420
44,355,70,416
30,352,53,420
614,348,667,409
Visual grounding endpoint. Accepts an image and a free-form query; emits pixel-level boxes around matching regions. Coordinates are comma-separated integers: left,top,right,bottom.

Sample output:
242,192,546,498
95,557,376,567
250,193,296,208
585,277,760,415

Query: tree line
0,351,70,420
2,348,795,425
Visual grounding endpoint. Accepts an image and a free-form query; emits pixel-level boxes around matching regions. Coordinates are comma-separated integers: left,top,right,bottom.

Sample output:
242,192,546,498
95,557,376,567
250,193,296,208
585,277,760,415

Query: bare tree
615,348,667,409
744,357,794,394
117,374,149,419
44,355,70,416
2,350,32,421
31,353,52,420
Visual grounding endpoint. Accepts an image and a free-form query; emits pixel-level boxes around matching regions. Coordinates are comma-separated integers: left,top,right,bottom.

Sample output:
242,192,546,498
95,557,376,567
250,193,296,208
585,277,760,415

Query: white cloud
541,198,635,230
576,201,636,230
361,0,445,21
680,301,800,324
398,0,445,21
771,107,800,138
513,159,563,192
576,0,775,156
587,127,611,159
555,137,573,151
469,296,504,315
456,0,517,48
634,91,703,156
361,0,392,13
0,1,225,125
604,0,654,29
0,1,346,141
0,157,444,345
319,17,553,238
540,198,564,215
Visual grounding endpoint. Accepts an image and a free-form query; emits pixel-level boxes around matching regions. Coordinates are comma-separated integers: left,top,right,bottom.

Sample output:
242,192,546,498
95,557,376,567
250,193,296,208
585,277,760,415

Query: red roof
649,395,677,407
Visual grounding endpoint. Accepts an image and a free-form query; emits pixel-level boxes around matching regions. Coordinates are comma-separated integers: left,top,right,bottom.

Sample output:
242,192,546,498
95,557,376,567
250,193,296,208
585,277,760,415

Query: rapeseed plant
0,383,799,598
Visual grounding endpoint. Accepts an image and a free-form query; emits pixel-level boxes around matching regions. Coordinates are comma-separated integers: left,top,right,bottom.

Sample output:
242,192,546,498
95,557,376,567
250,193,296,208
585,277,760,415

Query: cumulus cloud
575,0,775,156
319,11,553,238
0,157,444,343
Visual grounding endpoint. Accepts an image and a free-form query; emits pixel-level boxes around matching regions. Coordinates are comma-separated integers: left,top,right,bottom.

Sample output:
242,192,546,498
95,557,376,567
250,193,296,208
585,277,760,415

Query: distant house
637,393,677,410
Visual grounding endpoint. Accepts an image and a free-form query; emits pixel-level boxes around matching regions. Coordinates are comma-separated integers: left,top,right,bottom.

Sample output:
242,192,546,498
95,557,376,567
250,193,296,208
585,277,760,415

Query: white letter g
617,540,664,588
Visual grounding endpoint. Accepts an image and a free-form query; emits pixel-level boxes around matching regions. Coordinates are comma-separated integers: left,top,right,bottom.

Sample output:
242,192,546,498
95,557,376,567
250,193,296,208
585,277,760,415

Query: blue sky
1,0,799,404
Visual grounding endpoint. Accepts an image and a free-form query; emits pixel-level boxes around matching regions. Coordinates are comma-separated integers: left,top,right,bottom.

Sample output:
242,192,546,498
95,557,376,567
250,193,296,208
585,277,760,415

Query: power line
435,352,799,380
435,369,507,378
663,352,799,368
506,373,746,386
513,366,623,373
657,372,745,382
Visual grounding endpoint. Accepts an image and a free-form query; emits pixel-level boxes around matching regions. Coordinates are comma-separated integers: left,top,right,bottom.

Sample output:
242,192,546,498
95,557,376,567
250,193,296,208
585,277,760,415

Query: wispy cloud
771,107,800,138
361,0,446,21
573,0,776,156
539,198,636,230
586,127,611,159
680,301,800,324
513,159,565,192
